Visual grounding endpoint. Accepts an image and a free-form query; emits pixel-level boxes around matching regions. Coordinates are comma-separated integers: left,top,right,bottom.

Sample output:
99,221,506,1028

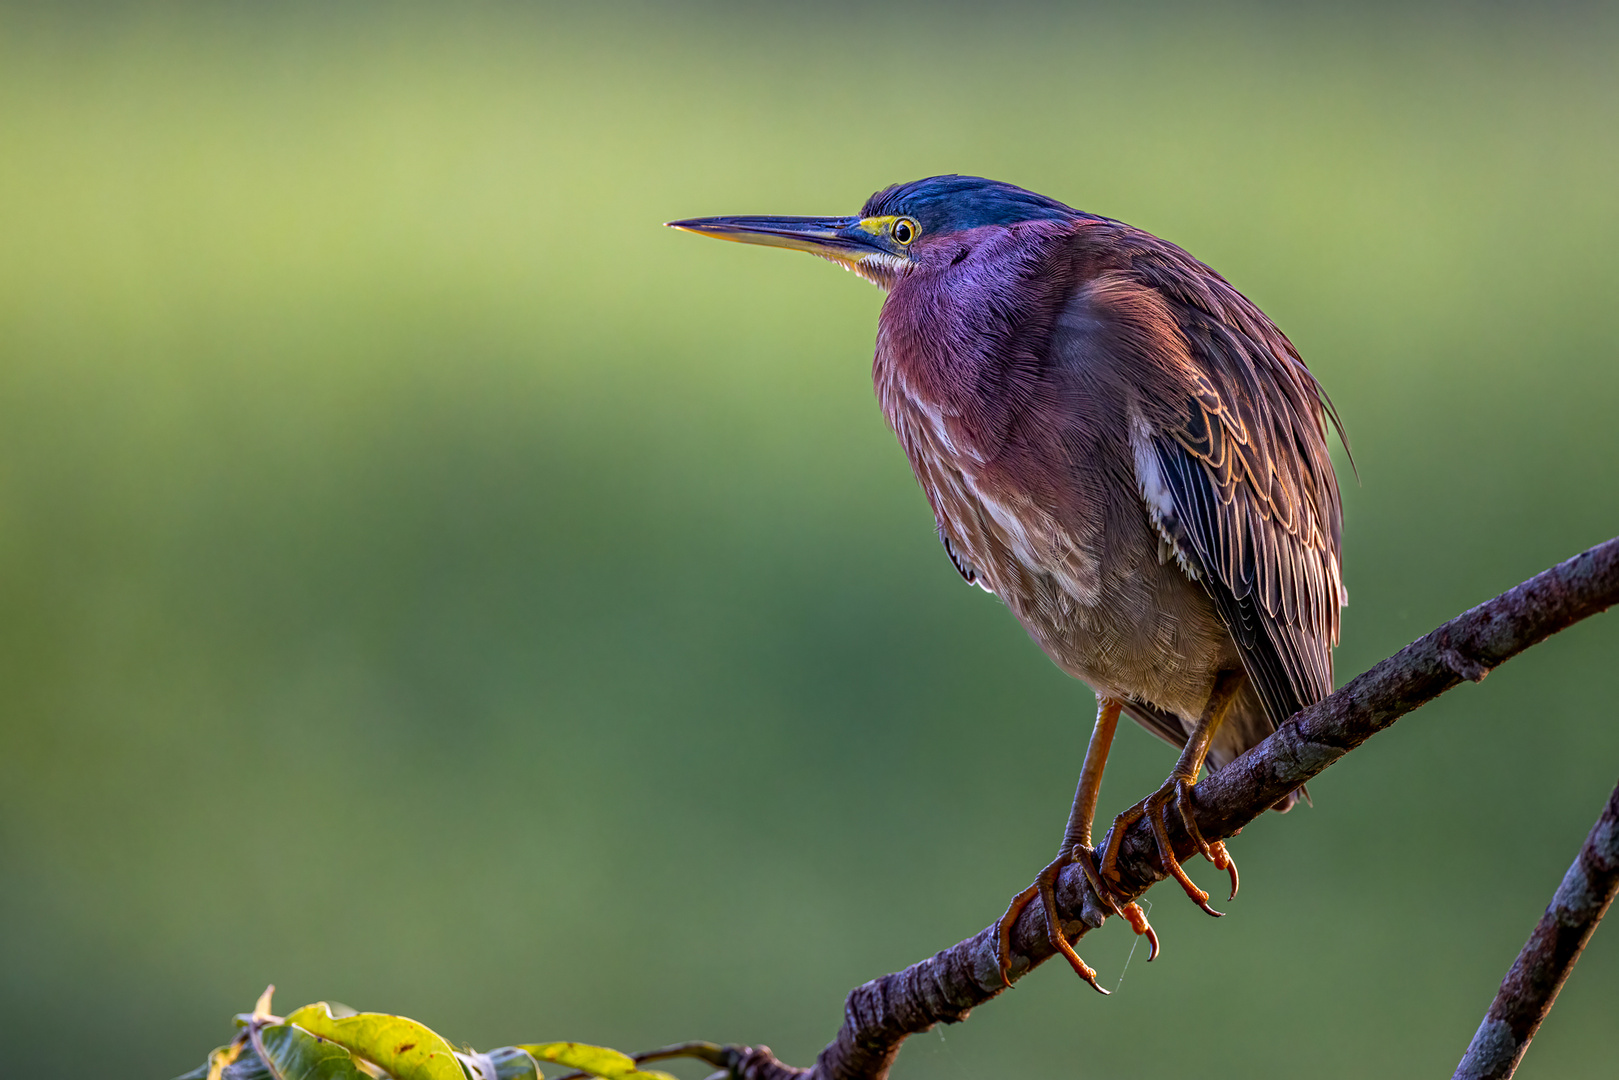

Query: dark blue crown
861,176,1089,234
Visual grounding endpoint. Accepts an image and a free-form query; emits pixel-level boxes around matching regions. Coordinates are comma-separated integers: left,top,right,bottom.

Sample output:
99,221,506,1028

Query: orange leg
994,698,1158,993
1099,671,1243,918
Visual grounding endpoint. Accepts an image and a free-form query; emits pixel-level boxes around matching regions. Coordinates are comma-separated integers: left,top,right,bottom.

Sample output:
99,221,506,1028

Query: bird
668,176,1346,994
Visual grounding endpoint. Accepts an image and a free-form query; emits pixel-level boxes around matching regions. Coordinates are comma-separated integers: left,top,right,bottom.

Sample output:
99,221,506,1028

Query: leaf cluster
177,987,681,1080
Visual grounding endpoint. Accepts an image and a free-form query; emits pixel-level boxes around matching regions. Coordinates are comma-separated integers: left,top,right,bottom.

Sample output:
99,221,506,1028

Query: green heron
669,176,1346,993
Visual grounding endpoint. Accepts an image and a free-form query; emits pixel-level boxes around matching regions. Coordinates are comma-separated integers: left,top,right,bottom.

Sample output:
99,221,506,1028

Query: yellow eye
892,217,918,245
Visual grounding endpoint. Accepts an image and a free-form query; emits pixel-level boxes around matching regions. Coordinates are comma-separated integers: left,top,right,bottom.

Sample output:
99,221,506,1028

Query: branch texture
1452,779,1619,1080
721,536,1619,1080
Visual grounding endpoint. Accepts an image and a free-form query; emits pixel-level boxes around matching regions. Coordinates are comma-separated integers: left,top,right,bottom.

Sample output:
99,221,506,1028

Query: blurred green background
1,3,1616,1077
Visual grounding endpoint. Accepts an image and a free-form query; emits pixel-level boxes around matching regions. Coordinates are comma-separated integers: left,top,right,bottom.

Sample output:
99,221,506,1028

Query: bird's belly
999,530,1240,725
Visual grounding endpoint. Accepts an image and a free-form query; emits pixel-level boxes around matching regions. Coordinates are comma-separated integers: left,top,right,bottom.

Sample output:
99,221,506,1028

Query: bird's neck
872,222,1080,466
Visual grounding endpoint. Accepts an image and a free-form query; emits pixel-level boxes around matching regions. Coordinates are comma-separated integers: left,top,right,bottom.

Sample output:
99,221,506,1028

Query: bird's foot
1101,776,1238,917
994,845,1159,993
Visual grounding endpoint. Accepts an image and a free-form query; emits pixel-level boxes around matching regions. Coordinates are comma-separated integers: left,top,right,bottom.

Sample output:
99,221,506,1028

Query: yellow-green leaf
253,1023,369,1080
285,1003,464,1080
515,1044,675,1080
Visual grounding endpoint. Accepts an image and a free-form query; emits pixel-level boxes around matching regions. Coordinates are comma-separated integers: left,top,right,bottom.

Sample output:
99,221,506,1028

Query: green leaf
516,1044,676,1080
253,1023,369,1080
285,1002,465,1080
484,1047,544,1080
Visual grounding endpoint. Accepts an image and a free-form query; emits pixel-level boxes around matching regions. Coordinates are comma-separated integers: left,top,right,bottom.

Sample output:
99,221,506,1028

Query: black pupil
895,221,912,242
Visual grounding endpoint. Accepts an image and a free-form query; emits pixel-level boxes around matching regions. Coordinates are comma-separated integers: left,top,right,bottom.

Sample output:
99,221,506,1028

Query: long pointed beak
665,214,884,266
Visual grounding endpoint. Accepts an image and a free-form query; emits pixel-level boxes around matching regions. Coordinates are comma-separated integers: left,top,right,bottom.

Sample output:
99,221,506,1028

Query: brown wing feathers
1131,244,1345,725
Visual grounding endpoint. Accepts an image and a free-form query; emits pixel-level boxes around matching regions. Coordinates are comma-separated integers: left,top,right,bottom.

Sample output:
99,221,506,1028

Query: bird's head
668,175,1086,289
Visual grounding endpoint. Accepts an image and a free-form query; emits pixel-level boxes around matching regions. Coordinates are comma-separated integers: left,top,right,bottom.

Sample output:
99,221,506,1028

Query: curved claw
1172,782,1240,903
1118,902,1160,961
1210,841,1240,902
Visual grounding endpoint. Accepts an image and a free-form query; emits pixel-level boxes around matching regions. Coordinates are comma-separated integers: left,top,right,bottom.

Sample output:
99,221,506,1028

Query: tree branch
705,536,1619,1080
1451,778,1619,1080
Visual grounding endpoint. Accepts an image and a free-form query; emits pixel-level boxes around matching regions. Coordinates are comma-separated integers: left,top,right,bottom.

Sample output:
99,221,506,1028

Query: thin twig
551,1042,736,1080
1452,780,1619,1080
704,535,1619,1080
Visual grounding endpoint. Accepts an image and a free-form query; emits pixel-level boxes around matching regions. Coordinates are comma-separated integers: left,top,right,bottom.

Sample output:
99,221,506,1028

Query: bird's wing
1113,250,1346,726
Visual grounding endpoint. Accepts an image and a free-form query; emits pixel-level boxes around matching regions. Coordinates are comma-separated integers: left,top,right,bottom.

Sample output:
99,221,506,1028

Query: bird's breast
875,351,1103,611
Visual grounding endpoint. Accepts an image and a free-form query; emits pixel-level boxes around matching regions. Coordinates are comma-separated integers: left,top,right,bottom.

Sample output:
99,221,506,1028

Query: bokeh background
2,3,1617,1077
